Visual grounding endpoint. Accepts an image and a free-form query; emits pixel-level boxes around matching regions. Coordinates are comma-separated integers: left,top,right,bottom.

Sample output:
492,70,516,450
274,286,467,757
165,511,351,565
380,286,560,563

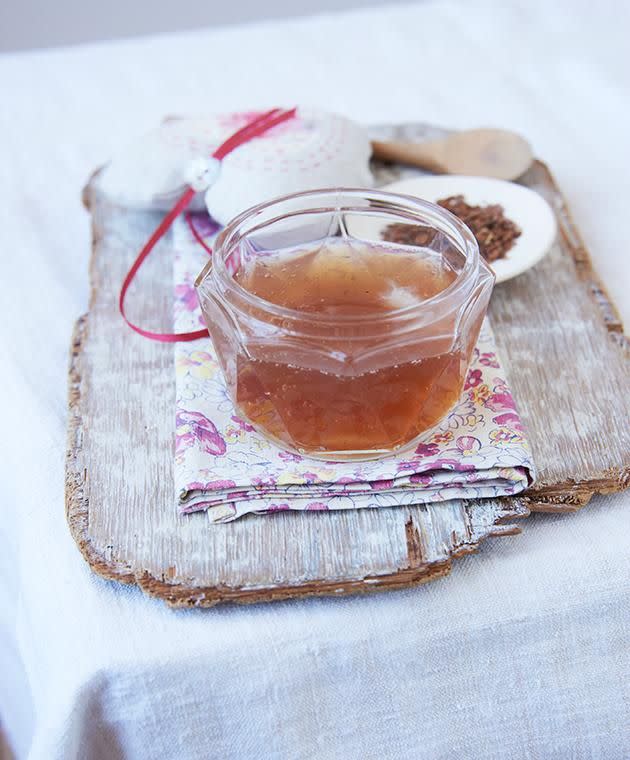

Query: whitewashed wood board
65,123,629,607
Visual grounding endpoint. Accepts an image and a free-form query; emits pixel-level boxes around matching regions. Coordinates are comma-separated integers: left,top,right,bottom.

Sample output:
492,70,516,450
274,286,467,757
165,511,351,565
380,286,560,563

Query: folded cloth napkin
174,214,535,523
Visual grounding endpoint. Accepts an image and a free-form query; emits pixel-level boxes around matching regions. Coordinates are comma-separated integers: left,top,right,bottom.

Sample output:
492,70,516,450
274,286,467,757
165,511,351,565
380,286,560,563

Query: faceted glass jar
195,188,494,460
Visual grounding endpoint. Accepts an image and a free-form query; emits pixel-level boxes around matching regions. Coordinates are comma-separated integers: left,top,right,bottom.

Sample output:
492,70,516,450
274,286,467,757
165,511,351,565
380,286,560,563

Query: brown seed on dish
382,195,521,263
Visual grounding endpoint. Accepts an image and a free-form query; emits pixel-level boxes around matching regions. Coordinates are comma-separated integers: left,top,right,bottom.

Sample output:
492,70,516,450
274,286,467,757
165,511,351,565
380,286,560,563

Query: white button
184,157,221,192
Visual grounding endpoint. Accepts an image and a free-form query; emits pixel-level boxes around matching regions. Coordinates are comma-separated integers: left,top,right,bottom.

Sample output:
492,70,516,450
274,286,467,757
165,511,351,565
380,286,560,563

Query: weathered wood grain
492,161,629,509
65,123,629,607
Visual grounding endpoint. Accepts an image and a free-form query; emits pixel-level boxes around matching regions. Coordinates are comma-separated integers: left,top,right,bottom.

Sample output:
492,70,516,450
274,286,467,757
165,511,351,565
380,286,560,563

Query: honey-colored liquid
233,239,466,457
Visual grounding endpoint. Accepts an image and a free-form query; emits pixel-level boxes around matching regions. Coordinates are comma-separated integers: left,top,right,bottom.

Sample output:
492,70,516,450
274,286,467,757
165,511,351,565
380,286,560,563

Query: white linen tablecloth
1,1,629,757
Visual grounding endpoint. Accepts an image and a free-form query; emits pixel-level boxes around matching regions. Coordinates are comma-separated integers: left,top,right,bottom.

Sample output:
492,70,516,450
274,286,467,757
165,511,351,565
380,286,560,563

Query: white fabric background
1,1,629,757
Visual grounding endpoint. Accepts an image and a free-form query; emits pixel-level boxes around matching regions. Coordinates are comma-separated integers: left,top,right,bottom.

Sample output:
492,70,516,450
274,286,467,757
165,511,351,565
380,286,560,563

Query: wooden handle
371,139,447,173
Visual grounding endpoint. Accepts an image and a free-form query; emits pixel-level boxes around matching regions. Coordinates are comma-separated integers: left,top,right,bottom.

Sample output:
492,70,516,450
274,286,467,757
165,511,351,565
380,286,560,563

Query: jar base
246,421,436,463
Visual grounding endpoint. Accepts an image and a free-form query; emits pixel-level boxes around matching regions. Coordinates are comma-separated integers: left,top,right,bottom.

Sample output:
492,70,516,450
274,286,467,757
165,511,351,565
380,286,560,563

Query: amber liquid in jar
233,239,467,457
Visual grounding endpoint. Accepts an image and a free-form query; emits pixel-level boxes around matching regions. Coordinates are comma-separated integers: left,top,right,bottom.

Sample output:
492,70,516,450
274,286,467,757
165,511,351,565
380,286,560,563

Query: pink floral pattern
478,351,500,368
173,218,535,523
186,479,236,491
176,410,226,457
415,442,440,458
464,368,483,390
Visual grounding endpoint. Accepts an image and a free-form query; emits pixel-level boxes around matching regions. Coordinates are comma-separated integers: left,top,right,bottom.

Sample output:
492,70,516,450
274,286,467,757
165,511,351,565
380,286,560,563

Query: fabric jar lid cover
97,108,373,224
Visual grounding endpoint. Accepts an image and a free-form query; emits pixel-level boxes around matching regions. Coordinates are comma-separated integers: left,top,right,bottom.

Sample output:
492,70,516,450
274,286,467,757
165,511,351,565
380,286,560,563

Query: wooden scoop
371,128,533,181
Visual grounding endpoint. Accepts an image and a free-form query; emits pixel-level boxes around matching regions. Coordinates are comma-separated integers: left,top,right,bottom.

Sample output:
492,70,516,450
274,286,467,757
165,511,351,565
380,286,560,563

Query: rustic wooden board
66,122,629,607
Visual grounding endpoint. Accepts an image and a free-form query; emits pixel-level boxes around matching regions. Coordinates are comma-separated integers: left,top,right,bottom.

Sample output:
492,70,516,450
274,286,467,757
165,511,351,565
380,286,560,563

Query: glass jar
195,188,494,460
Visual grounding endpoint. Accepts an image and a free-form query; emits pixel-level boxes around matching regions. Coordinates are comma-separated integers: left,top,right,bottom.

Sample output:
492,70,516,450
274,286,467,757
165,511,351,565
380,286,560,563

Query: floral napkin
174,214,535,523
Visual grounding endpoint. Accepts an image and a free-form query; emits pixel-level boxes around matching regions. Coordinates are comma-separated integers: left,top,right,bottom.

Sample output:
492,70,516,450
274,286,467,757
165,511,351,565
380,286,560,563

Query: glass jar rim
203,187,481,327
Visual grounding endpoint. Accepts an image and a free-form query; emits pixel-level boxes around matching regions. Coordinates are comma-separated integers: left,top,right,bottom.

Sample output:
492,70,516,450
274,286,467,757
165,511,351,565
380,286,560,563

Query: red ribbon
119,107,297,342
184,211,214,257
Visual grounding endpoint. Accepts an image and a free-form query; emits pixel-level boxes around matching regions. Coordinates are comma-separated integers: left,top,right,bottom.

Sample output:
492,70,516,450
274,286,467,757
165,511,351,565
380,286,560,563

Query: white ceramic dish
351,176,558,284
